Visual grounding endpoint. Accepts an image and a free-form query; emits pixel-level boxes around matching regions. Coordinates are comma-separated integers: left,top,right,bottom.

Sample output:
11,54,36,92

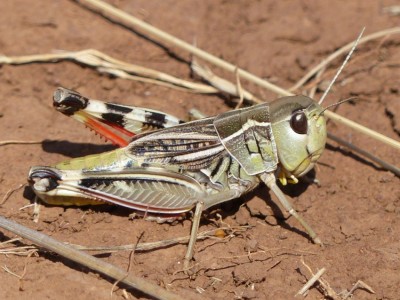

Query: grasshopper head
270,96,327,179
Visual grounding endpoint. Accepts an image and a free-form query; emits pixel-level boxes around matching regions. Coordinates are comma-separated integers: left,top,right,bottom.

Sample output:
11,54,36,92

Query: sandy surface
0,1,399,299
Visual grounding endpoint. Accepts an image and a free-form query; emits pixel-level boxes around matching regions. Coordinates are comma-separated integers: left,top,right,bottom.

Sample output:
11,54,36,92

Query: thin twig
191,59,262,104
18,249,38,290
71,226,246,253
234,68,245,109
297,267,326,296
0,215,183,300
0,49,217,94
382,6,400,16
2,265,23,279
341,280,376,299
0,238,38,256
0,183,26,206
0,237,22,247
299,258,340,299
0,140,42,146
0,245,38,256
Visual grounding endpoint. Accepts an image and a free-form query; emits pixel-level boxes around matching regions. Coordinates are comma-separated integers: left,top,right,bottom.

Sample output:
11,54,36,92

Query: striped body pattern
29,88,327,219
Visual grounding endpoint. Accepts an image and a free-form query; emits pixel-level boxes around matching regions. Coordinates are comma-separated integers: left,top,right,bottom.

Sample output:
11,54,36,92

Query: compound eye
290,111,308,134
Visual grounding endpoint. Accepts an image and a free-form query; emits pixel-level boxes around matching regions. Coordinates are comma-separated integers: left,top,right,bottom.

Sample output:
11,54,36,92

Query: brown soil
1,1,399,299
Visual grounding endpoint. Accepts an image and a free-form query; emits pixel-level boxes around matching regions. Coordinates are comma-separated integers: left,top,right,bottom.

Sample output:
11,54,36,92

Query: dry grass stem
72,226,248,253
341,280,376,299
0,246,37,256
18,203,35,211
296,267,326,296
0,237,22,246
217,246,317,261
298,259,340,299
0,49,217,94
328,133,400,176
191,59,262,104
0,140,42,146
2,250,38,291
234,68,245,109
382,6,400,16
2,265,23,279
0,183,26,206
297,258,374,299
0,239,37,256
325,112,400,151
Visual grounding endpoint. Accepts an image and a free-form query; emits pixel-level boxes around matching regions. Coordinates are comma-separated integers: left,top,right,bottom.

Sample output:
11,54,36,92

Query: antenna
318,97,357,117
318,27,365,105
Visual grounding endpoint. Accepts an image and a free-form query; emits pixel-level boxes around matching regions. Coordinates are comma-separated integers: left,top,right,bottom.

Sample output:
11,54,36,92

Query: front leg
260,173,322,245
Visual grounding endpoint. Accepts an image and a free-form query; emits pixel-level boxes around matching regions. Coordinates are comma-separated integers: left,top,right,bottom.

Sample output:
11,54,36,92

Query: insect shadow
325,143,388,173
41,139,117,158
202,176,315,242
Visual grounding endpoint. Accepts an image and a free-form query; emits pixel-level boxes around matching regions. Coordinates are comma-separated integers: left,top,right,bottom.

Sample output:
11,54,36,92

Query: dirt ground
0,1,399,299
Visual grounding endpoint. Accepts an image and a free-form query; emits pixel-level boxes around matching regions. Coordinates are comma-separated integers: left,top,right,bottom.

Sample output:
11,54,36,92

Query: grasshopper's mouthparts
28,166,62,192
53,87,89,115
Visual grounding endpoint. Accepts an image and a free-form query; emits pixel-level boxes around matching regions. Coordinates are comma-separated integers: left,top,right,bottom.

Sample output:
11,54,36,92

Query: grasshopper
28,87,327,268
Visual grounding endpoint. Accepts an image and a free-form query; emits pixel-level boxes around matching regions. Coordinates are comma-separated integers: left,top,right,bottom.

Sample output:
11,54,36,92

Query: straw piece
72,226,242,253
296,267,326,296
0,49,217,94
0,140,42,146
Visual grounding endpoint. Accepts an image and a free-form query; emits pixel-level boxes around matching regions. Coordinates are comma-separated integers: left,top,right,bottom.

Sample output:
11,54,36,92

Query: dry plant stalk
72,226,250,253
0,238,37,256
0,49,217,94
0,183,26,206
297,258,375,299
296,267,327,297
0,140,42,146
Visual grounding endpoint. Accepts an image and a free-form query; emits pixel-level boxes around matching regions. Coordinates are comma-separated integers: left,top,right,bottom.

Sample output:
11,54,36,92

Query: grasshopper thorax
270,96,327,179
